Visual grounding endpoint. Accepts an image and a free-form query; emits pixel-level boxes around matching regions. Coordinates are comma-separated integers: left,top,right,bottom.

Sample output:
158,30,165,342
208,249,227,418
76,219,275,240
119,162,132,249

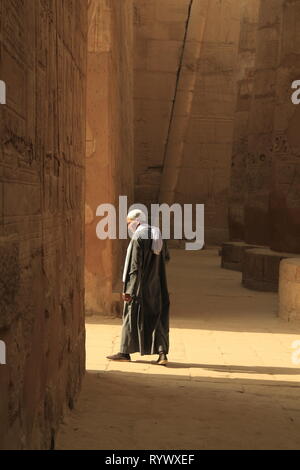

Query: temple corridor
1,0,300,450
56,249,300,450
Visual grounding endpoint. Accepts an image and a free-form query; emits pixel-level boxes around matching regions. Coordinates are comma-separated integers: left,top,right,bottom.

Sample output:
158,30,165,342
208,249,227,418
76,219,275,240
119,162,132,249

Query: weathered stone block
221,241,263,272
243,248,300,292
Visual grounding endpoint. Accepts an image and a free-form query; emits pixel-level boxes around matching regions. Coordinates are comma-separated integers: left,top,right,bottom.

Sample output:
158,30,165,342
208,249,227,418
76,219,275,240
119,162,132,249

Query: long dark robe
120,227,170,355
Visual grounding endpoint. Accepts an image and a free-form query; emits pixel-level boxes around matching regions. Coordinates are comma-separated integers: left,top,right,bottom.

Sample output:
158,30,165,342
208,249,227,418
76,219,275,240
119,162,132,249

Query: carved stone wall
0,0,87,450
228,0,300,254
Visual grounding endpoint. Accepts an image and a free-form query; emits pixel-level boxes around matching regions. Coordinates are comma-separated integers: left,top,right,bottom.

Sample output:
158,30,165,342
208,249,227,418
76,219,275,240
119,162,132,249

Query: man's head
127,209,147,233
126,209,163,254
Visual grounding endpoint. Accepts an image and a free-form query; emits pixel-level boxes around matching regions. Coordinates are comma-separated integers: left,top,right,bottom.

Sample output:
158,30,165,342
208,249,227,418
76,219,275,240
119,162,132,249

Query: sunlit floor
56,248,300,450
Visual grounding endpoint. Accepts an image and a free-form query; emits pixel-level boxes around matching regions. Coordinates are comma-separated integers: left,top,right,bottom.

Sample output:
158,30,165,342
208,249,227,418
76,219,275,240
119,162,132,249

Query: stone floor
56,248,300,450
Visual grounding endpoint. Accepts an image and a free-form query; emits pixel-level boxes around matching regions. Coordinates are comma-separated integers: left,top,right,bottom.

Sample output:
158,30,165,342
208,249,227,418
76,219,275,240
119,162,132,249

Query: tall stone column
133,0,192,207
86,0,114,316
229,0,260,241
85,0,134,316
159,0,209,206
173,0,243,244
244,0,284,246
270,0,300,253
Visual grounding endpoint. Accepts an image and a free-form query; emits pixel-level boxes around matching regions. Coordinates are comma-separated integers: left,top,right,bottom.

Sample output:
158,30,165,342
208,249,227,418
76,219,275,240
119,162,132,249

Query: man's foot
106,353,131,362
156,353,168,365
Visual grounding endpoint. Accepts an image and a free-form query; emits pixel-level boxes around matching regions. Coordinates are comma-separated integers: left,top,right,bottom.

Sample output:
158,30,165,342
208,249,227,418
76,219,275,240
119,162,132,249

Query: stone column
244,0,284,246
85,0,134,316
173,0,243,244
270,0,300,253
86,0,114,316
229,0,260,240
159,0,209,206
133,0,193,207
279,258,300,320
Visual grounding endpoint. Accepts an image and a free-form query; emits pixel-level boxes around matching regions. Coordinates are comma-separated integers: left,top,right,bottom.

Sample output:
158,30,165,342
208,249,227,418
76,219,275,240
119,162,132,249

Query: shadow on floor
56,369,300,450
134,360,300,376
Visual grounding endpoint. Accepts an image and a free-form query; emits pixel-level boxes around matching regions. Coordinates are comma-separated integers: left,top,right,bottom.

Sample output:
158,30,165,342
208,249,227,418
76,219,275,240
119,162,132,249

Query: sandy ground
56,248,300,450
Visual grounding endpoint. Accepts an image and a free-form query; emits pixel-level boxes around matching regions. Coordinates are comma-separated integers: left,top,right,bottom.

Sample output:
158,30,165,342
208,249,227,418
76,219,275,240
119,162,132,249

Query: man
107,210,170,365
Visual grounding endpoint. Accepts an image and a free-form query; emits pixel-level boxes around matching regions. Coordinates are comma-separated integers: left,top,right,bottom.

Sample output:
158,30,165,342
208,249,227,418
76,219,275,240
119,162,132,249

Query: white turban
127,209,163,255
127,209,147,224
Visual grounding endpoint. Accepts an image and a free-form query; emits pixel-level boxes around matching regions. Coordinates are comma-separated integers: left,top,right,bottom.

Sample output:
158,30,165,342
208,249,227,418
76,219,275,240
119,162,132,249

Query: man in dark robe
107,210,170,365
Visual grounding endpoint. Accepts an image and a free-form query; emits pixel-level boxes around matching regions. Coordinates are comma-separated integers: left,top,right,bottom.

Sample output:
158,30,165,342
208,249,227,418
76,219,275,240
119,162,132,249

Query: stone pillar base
279,259,300,321
243,249,300,292
221,241,263,272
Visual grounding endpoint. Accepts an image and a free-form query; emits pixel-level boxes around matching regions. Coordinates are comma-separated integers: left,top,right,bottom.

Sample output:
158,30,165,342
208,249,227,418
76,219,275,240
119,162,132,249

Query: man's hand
122,293,132,302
